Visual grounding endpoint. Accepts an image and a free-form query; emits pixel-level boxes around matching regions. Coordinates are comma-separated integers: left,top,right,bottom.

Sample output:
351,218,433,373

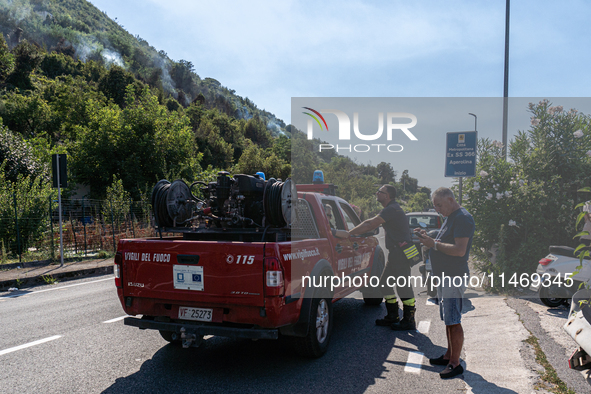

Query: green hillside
0,0,285,132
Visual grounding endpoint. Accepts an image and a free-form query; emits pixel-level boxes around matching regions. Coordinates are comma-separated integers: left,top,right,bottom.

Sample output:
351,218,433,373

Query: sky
87,0,591,189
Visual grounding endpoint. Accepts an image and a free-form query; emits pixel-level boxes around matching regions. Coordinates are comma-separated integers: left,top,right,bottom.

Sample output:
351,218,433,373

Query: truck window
322,200,346,230
339,203,361,230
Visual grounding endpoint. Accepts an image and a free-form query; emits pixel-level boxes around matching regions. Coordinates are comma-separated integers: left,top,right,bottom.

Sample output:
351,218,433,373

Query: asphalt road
0,273,589,394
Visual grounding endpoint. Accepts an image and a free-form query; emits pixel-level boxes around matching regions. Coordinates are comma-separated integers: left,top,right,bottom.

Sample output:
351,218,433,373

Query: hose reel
151,179,197,227
263,178,296,227
151,174,296,229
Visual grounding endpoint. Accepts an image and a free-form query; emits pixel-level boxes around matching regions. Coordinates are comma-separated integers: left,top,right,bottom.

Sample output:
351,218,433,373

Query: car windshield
408,215,440,229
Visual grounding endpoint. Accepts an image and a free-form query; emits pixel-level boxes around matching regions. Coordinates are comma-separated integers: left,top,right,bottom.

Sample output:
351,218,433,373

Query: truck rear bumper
124,317,279,340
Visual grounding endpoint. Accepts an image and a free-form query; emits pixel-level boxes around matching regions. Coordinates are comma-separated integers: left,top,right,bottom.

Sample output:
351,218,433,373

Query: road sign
52,154,67,188
445,131,477,177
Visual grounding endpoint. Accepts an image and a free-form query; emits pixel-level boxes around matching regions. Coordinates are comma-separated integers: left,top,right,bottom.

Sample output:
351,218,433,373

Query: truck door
323,199,357,298
339,202,374,281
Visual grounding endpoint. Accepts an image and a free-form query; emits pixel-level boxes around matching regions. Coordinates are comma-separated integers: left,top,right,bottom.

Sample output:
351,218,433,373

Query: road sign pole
57,155,64,267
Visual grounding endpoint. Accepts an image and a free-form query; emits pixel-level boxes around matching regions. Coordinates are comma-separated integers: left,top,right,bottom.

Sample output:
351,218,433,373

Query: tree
234,142,264,176
170,59,198,102
102,175,131,225
195,117,234,169
40,75,106,142
244,117,272,148
98,65,139,107
290,129,321,184
0,124,46,183
406,193,432,213
1,91,52,138
270,134,291,162
320,156,382,217
0,33,15,82
186,101,204,130
6,40,42,90
0,168,53,255
399,170,418,195
462,100,591,276
71,86,201,198
39,52,83,79
235,142,290,180
377,162,396,184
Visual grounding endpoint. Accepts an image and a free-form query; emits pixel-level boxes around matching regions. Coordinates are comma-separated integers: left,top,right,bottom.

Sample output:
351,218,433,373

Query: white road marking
426,298,437,306
404,351,424,374
0,335,62,356
103,315,129,324
1,277,114,299
417,320,431,334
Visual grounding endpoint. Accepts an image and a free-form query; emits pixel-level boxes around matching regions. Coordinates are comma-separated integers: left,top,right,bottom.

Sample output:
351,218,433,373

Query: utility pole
502,0,510,158
52,154,66,267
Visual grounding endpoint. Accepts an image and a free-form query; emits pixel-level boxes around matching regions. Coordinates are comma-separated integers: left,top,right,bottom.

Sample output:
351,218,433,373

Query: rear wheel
159,330,181,345
539,285,565,307
294,297,333,358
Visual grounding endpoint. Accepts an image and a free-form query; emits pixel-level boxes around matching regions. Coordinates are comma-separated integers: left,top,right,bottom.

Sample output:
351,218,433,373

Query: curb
0,265,114,291
1,259,53,270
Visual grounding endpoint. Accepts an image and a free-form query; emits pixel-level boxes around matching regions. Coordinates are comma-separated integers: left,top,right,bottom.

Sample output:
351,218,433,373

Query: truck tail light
114,252,123,288
264,257,284,297
539,257,553,266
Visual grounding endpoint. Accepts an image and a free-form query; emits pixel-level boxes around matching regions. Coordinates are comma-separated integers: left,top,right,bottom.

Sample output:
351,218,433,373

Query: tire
426,277,438,298
363,297,383,306
159,330,181,345
294,297,333,358
539,285,566,308
363,248,385,305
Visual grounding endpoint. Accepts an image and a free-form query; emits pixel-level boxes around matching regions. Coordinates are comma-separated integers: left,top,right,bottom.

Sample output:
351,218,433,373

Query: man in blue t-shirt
415,187,474,379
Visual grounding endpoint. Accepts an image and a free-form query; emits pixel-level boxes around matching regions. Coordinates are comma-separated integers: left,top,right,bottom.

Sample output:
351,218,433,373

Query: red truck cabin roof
297,183,337,196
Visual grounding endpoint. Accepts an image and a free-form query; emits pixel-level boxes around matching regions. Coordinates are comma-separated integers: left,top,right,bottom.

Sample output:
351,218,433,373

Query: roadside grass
524,334,576,394
41,275,58,285
0,250,113,267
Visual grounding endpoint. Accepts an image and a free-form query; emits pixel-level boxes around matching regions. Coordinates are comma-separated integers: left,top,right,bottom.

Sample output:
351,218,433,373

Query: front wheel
293,297,333,358
426,276,438,298
363,297,383,306
539,285,566,307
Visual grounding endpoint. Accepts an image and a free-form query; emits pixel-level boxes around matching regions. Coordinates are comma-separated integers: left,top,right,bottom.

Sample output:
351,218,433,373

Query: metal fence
0,198,156,264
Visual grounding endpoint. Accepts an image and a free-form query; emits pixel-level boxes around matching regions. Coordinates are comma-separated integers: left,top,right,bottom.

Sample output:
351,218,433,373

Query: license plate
173,265,204,291
178,307,213,322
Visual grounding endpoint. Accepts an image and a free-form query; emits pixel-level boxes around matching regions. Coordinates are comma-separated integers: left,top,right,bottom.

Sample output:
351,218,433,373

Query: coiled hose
151,179,173,228
264,180,286,227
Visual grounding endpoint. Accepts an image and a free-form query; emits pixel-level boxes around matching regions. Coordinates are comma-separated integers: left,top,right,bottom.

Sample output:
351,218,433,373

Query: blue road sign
445,131,477,177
